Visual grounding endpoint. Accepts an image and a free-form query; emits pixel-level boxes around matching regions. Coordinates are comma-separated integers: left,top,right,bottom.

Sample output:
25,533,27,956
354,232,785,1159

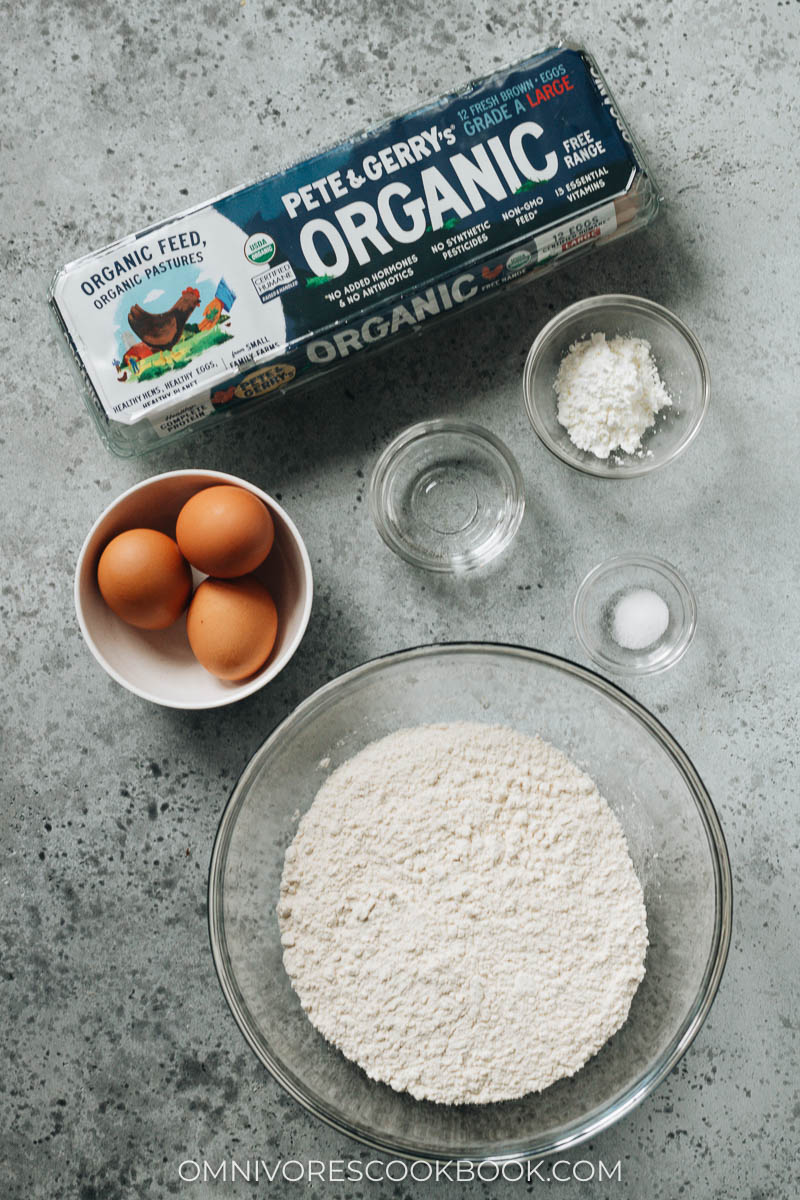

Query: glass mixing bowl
523,295,710,478
209,644,731,1162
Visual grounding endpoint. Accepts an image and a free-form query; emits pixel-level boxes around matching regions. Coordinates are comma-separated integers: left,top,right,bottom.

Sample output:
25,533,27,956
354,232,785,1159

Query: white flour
278,722,648,1105
555,331,672,458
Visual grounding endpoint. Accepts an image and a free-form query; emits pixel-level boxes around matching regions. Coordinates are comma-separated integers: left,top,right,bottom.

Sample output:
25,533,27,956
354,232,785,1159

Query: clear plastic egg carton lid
369,420,525,573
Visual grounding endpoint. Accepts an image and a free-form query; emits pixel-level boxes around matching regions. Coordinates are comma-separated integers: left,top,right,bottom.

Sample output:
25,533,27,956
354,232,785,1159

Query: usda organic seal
244,233,276,265
506,249,533,273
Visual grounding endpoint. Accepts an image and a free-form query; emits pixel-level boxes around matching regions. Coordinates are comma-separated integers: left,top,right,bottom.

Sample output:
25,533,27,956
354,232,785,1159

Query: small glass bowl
523,295,710,478
573,555,697,675
369,419,525,572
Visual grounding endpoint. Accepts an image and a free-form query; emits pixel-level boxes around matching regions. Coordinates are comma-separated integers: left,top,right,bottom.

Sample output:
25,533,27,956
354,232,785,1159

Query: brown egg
186,575,278,681
97,529,192,630
176,485,275,578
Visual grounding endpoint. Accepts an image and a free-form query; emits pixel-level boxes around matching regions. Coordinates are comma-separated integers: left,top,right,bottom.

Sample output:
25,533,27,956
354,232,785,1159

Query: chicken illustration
128,286,201,350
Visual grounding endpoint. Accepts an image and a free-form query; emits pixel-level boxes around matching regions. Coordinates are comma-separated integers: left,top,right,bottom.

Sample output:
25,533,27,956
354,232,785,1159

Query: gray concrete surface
2,0,798,1196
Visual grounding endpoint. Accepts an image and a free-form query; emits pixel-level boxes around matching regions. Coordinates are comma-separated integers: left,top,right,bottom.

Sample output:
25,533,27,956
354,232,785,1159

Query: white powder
278,722,648,1105
555,331,672,458
613,588,670,650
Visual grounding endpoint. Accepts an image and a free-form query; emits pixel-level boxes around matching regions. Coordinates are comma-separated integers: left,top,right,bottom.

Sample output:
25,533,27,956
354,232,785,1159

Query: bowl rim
74,468,313,709
369,418,526,573
522,293,711,479
208,641,732,1162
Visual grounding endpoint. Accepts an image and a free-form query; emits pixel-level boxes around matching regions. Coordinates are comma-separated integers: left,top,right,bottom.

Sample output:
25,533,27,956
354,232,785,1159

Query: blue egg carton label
50,42,659,456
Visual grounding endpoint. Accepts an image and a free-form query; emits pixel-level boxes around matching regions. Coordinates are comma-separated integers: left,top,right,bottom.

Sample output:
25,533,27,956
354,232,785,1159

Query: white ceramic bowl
75,470,313,708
